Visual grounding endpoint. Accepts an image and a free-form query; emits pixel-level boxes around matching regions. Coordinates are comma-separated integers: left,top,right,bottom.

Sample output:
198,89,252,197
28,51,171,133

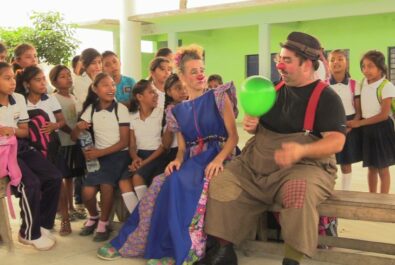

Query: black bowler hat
280,32,322,60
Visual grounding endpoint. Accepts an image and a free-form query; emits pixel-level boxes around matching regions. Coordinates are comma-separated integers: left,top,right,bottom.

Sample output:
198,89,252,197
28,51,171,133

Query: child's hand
84,148,101,160
77,121,91,130
0,127,15,137
347,120,360,128
205,158,224,180
41,122,58,134
165,160,181,176
129,157,142,172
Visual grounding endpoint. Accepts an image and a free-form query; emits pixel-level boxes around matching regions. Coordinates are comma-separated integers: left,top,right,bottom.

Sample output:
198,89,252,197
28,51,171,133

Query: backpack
27,108,54,157
374,79,395,113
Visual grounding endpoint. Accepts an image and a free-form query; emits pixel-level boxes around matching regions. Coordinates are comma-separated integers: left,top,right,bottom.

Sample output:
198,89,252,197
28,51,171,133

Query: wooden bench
0,177,14,251
241,190,395,265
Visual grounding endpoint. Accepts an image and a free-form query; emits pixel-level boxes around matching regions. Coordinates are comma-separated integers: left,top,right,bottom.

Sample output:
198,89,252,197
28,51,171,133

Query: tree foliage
0,11,80,65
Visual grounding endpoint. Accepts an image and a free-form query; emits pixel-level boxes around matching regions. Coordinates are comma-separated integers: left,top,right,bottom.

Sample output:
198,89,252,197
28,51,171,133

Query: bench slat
241,240,395,265
318,235,395,256
318,204,395,222
327,190,395,210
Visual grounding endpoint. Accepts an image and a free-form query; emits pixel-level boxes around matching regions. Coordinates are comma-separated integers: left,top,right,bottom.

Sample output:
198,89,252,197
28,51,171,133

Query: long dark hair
161,73,180,130
0,62,12,75
15,65,43,98
49,65,71,88
360,50,387,78
129,79,151,113
80,72,111,116
148,57,170,81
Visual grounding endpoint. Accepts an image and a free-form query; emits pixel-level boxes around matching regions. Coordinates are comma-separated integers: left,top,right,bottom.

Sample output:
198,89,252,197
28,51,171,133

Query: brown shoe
59,219,72,236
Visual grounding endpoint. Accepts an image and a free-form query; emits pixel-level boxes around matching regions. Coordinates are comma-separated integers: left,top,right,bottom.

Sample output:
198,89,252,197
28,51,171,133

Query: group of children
324,49,395,194
0,38,394,257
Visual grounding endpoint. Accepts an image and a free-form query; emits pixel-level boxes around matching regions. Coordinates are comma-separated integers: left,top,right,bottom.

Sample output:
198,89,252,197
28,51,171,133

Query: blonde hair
174,44,204,73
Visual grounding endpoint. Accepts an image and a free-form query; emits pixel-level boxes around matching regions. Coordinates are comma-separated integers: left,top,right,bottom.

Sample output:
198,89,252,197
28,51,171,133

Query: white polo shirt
80,101,130,150
26,94,62,123
361,77,395,119
330,78,360,116
130,107,163,150
73,72,92,113
151,82,165,108
0,93,29,128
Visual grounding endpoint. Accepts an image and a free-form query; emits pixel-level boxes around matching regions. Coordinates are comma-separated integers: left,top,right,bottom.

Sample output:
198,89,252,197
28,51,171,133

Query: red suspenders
275,80,328,134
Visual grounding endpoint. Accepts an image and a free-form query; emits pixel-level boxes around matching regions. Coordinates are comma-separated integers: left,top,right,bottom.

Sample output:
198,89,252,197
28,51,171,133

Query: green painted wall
142,12,395,118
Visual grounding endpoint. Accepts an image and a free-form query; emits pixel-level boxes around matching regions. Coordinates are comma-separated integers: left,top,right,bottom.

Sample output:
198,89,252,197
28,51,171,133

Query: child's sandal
59,219,72,236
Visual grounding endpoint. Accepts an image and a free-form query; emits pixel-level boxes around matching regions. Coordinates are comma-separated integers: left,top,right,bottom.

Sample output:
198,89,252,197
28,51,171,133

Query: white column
258,23,271,78
120,0,141,79
168,32,178,53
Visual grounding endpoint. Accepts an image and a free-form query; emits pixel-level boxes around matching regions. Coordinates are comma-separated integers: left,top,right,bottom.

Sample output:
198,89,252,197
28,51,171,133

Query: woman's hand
77,121,91,130
0,127,15,137
83,148,102,160
205,158,224,179
165,160,182,176
129,157,142,172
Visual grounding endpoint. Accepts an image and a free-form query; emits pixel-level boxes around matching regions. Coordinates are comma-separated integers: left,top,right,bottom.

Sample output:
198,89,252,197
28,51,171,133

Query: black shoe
79,219,98,236
283,258,300,265
194,244,238,265
93,227,111,242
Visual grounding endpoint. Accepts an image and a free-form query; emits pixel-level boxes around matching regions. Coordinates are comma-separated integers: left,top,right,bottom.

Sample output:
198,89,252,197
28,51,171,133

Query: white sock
342,173,352,190
134,185,147,201
121,191,139,213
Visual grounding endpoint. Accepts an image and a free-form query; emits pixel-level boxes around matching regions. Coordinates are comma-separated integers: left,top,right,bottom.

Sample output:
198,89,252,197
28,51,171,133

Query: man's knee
209,169,242,202
281,179,307,209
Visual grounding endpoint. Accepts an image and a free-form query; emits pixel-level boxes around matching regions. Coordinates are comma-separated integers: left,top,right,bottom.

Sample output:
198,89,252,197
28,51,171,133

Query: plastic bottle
78,131,100,172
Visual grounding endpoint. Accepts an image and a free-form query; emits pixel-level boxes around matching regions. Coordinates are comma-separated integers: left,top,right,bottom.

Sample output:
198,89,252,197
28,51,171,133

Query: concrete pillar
167,32,178,53
258,23,271,78
120,0,141,79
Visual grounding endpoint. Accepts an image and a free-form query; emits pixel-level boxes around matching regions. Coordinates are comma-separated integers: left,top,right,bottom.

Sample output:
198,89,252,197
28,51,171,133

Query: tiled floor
1,125,395,265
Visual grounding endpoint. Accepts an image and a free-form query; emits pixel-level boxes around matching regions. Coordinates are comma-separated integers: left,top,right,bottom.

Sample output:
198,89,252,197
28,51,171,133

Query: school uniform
330,76,362,164
80,101,131,186
26,94,64,171
72,72,92,113
151,82,165,108
130,107,170,185
0,92,61,240
54,93,85,179
360,77,395,168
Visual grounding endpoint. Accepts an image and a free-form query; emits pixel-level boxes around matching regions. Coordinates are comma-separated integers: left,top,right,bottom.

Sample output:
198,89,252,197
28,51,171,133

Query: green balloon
240,75,276,117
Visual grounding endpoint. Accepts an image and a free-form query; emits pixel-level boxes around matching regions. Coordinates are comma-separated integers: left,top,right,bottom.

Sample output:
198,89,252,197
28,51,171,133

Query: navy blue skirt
84,150,131,186
361,118,395,168
336,115,362,165
136,148,178,186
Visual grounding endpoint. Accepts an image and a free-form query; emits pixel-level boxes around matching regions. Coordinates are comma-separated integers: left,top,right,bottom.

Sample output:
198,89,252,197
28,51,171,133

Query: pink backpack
0,135,22,219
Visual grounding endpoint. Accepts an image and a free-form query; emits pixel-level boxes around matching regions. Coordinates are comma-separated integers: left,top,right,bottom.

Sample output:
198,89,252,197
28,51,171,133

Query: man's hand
274,142,306,167
243,115,259,134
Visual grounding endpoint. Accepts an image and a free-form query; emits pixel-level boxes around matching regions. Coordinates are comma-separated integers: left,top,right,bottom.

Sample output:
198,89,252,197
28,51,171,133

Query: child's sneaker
41,227,56,242
18,234,55,251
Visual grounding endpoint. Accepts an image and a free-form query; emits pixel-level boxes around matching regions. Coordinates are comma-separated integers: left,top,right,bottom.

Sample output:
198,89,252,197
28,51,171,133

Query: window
388,47,395,85
245,53,280,82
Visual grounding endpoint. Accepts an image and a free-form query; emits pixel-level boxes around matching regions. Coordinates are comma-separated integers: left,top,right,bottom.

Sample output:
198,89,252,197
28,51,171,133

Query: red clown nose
197,75,205,81
276,62,286,71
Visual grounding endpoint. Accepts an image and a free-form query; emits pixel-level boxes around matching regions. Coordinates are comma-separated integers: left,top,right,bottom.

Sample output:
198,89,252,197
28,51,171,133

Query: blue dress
109,83,238,265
